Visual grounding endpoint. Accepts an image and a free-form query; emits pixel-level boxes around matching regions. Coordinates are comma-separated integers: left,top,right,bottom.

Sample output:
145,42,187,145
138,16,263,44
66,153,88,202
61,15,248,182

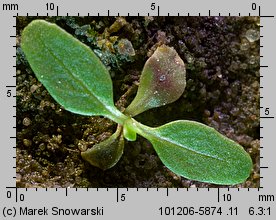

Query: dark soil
16,16,260,188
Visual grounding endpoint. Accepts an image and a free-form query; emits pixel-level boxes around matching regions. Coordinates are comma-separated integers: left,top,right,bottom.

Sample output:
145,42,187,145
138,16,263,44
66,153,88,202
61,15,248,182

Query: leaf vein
152,133,224,162
36,30,111,115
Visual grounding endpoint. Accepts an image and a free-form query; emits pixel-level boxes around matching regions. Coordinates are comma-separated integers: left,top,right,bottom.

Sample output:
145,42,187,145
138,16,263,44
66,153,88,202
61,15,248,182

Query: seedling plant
21,20,253,185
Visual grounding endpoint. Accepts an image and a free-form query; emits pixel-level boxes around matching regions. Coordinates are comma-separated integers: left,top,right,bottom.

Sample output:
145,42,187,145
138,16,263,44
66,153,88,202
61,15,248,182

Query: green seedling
21,20,253,185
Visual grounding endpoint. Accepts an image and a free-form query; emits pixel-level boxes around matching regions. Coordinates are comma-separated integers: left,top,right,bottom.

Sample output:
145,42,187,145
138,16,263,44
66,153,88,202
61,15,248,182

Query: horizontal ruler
2,187,275,219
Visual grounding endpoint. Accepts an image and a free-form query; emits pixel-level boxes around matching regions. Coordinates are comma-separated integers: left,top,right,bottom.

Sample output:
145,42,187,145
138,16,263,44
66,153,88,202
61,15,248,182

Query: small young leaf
21,20,126,124
131,119,252,185
125,45,186,116
123,119,137,141
81,125,124,170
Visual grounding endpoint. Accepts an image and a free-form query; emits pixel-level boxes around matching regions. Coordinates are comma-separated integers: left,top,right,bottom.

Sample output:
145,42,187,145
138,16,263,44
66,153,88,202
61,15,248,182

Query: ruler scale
1,0,275,219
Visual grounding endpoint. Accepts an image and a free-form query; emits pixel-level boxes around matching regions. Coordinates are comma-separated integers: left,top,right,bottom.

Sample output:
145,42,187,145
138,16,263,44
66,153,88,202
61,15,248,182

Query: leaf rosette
21,20,253,185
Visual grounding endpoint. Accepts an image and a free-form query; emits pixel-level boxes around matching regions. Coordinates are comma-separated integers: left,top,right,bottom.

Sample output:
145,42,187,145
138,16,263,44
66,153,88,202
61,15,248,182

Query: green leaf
123,119,137,141
131,119,252,185
21,20,126,124
125,45,186,116
81,125,124,170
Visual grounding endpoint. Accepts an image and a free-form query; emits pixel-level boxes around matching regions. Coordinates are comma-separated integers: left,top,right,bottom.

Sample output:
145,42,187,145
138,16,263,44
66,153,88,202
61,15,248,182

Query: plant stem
123,118,153,139
105,106,130,125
